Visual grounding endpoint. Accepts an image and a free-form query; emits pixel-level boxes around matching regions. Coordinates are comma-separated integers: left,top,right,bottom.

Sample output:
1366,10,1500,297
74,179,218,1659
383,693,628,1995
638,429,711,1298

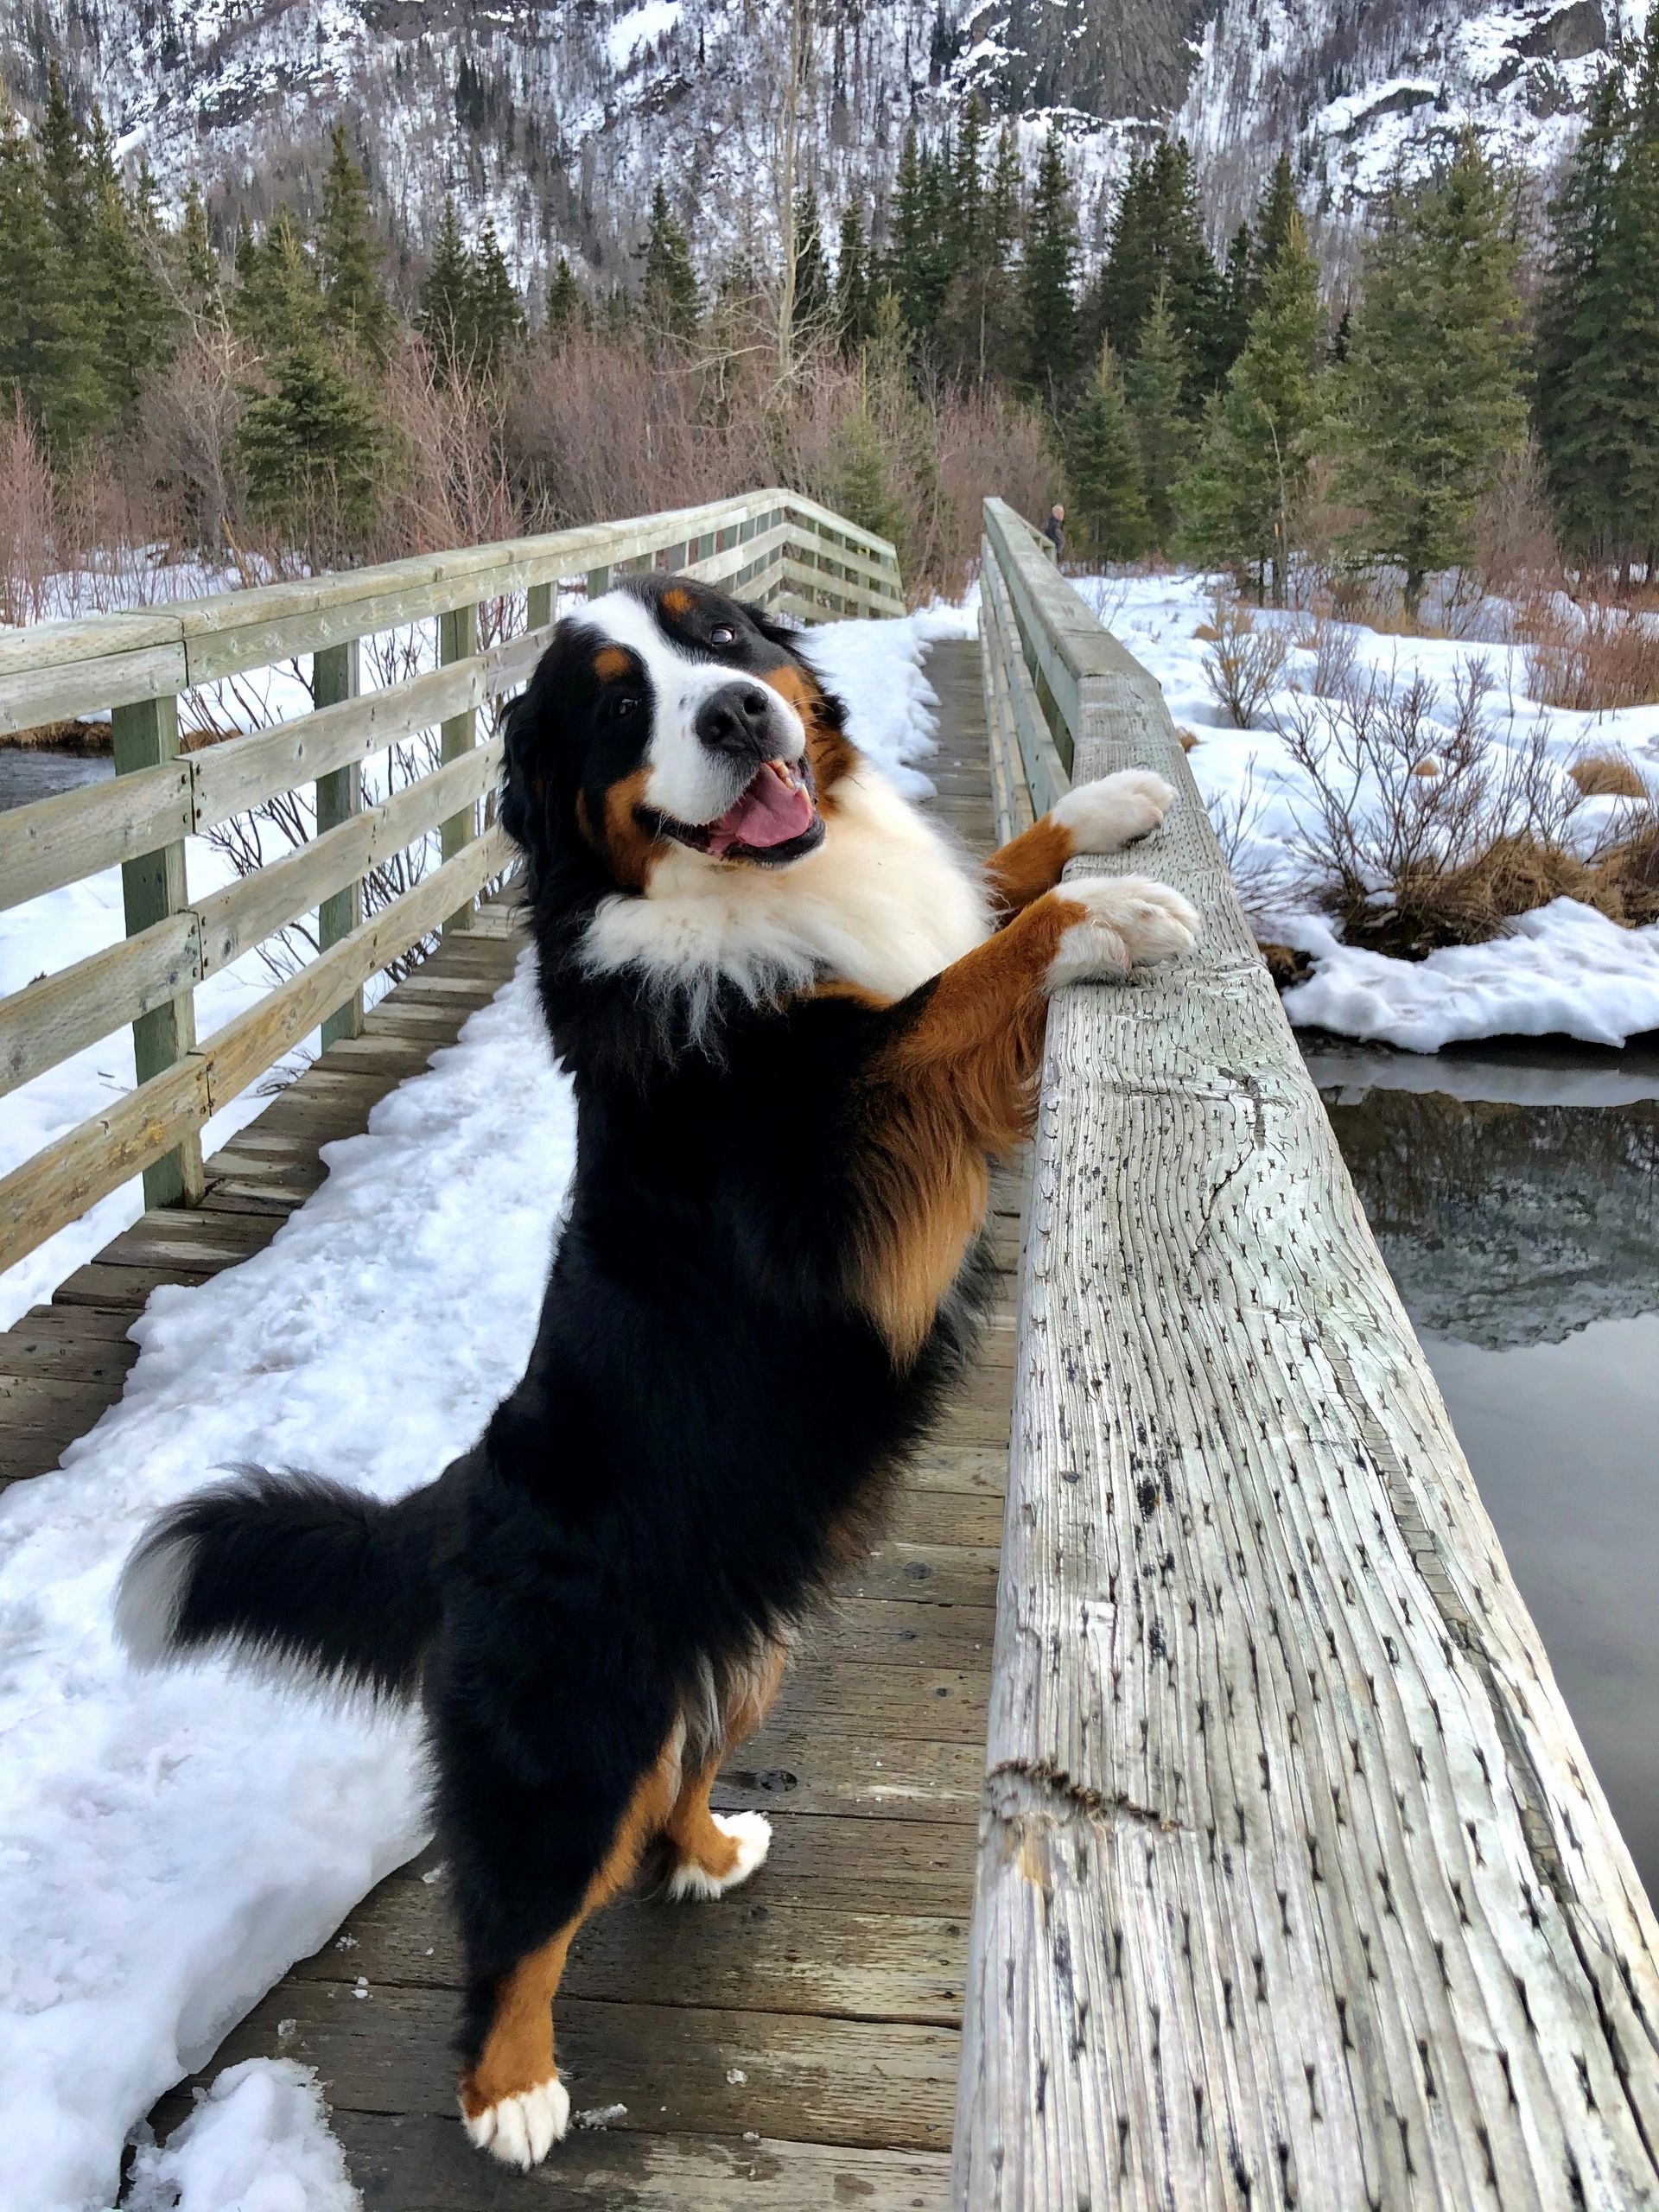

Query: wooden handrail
955,499,1659,2209
0,490,903,1275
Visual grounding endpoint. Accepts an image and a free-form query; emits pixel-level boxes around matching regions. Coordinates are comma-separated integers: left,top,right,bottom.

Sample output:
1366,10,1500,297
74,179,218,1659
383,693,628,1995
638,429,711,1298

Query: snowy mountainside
6,0,1650,281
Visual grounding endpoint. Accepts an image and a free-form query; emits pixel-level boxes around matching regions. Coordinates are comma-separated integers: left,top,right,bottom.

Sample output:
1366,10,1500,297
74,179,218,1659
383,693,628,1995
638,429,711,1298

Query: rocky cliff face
6,0,1647,280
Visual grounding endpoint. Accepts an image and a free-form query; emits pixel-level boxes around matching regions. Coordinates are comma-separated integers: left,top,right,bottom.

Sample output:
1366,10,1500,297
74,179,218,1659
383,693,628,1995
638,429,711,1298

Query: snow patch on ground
1071,570,1659,1052
0,602,957,2212
125,2059,359,2212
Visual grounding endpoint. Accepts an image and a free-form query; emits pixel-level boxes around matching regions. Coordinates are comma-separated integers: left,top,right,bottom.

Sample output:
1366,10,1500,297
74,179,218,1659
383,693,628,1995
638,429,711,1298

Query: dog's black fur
118,575,1002,2135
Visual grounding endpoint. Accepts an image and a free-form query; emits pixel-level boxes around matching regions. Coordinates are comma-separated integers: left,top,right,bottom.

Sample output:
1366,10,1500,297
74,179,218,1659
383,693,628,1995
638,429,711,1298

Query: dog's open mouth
649,759,823,865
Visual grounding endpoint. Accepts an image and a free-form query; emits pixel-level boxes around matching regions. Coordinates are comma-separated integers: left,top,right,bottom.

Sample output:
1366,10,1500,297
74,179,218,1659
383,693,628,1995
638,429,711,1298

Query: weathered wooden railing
0,491,900,1278
957,498,1659,2207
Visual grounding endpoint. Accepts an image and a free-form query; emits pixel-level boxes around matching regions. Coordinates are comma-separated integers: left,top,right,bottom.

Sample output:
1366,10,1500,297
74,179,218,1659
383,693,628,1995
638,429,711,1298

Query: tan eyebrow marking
593,645,632,681
661,586,693,617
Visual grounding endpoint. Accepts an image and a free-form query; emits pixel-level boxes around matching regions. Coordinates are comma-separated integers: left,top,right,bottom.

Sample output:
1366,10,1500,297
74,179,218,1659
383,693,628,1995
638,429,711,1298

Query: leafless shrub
1276,658,1622,955
137,320,250,556
1200,591,1290,729
0,400,55,627
1519,596,1659,715
1471,441,1561,600
1206,762,1294,924
1288,613,1359,700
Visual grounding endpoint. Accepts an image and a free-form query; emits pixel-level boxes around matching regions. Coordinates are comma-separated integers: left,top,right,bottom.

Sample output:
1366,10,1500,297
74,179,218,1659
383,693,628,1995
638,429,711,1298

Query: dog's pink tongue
709,766,815,855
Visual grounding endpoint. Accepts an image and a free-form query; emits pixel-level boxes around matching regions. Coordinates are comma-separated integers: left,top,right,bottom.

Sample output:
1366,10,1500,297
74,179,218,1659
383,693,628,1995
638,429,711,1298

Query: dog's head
501,575,855,896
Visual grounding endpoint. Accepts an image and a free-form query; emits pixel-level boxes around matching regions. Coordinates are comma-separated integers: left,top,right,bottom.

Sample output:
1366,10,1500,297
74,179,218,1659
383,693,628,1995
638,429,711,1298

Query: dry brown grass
1519,596,1659,714
1567,748,1649,799
0,717,111,753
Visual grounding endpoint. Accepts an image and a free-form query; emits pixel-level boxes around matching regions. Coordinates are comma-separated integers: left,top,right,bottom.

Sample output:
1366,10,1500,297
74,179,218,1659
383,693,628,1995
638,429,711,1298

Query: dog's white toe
462,2075,570,2168
1047,875,1200,989
1053,769,1176,853
665,1809,773,1901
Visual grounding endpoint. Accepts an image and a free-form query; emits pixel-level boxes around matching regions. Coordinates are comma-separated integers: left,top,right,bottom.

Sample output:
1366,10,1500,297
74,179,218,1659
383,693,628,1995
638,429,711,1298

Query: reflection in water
1317,1045,1659,1897
0,748,113,813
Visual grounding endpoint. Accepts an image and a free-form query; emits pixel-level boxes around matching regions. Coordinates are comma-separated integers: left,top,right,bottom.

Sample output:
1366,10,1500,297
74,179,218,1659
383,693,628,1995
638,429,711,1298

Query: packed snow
125,2061,359,2212
0,605,955,2212
1071,571,1659,1052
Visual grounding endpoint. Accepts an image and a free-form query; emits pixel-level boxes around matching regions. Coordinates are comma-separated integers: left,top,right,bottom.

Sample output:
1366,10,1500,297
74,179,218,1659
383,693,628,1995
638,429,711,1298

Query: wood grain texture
954,517,1659,2211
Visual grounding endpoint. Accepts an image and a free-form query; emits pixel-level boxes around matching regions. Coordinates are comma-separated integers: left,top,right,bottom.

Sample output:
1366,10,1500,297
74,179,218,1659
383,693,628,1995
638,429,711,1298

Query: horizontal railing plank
193,739,503,977
0,912,201,1100
957,506,1659,2209
0,761,194,916
979,543,1067,818
0,827,512,1275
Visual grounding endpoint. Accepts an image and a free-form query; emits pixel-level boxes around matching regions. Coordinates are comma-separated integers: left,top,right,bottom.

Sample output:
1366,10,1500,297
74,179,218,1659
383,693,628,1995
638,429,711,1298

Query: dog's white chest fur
582,762,993,1004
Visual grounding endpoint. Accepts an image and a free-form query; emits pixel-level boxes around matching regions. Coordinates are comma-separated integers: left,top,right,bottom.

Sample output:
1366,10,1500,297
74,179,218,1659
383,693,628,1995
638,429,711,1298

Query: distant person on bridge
1042,503,1065,560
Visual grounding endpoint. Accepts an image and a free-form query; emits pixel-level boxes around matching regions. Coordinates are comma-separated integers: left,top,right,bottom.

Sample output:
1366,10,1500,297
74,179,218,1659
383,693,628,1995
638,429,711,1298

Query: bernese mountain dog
117,572,1198,2170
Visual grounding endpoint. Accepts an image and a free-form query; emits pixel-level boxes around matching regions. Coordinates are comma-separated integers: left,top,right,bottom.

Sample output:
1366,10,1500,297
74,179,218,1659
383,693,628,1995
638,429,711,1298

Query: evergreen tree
1252,153,1300,283
834,202,870,352
792,184,831,339
1125,278,1188,552
890,124,951,341
1064,339,1148,558
1021,125,1078,403
833,404,905,544
0,98,99,445
1537,22,1659,571
238,335,384,543
1182,211,1326,599
639,183,700,338
87,117,173,416
317,124,391,357
1217,221,1255,370
178,181,221,313
39,66,94,270
1085,138,1221,399
545,253,583,333
234,209,322,359
469,218,525,374
420,198,474,372
949,95,988,270
1337,136,1528,613
938,94,1020,381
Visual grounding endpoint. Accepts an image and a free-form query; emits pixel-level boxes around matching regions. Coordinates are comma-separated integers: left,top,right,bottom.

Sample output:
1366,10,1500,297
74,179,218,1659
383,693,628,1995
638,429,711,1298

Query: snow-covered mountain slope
8,0,1651,279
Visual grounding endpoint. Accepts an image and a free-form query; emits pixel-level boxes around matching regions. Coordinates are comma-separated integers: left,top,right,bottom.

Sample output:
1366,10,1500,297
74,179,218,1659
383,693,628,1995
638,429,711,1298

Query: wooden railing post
313,639,363,1047
586,564,611,601
437,603,478,935
525,582,553,632
111,693,205,1210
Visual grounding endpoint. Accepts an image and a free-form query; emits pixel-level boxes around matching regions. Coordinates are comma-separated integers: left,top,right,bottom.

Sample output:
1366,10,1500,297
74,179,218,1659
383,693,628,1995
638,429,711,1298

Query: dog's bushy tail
116,1460,465,1699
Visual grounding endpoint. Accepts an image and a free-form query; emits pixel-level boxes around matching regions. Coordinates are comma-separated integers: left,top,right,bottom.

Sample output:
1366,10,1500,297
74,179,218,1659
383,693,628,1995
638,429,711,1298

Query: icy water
1309,1036,1659,1896
0,747,112,811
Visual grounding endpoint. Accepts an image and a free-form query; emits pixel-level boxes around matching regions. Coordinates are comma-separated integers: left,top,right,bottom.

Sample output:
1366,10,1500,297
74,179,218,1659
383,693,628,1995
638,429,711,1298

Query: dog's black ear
739,600,810,656
499,641,582,892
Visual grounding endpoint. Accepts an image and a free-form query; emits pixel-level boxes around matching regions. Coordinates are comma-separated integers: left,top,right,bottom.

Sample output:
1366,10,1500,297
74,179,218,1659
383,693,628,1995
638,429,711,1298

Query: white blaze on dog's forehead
582,588,806,827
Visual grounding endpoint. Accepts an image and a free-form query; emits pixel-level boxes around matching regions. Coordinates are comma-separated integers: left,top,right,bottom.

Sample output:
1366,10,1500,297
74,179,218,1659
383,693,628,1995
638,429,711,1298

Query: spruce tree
792,184,831,340
1337,136,1527,613
1537,21,1659,572
1125,278,1188,553
639,183,700,338
234,209,323,359
1252,153,1300,283
87,118,173,416
469,218,525,374
238,335,384,545
1021,125,1079,404
317,124,391,357
1064,339,1148,559
420,199,474,373
0,98,99,446
545,254,582,333
1086,138,1221,399
891,125,951,341
1182,211,1326,600
178,181,222,314
834,203,869,353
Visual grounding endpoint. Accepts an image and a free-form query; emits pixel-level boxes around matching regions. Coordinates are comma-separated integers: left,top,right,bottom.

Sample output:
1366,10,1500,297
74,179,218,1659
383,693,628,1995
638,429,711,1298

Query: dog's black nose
696,683,774,758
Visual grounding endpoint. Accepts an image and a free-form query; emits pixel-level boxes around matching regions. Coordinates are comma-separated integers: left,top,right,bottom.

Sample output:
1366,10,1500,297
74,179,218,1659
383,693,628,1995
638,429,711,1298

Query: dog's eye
613,695,643,719
709,624,736,647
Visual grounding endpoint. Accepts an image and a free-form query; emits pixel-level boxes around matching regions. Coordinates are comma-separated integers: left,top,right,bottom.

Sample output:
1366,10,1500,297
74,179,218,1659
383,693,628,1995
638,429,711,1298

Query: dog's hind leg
662,1642,786,1902
433,1613,680,2170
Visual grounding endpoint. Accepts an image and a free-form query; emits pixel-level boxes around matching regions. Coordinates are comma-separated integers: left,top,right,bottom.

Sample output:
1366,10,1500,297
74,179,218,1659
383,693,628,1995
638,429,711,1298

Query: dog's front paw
665,1810,772,1901
1047,876,1199,988
461,2074,570,2168
1053,769,1176,854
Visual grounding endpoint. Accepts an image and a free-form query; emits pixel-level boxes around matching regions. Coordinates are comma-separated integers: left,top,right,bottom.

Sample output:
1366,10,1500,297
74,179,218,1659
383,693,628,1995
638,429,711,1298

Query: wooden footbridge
3,495,1656,2210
